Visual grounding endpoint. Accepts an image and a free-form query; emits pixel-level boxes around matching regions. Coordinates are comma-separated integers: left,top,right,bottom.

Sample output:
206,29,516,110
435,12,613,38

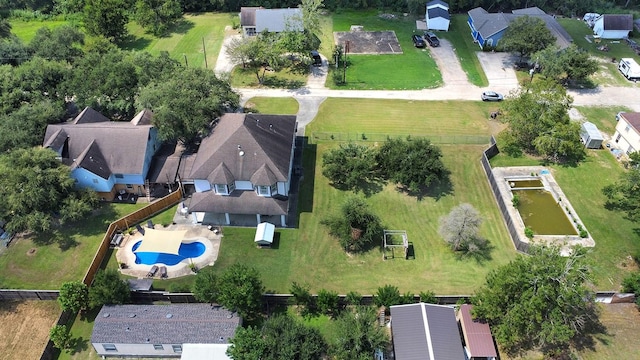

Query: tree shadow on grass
119,35,152,51
67,336,89,355
453,241,494,264
569,306,608,353
262,76,305,89
162,18,195,36
396,175,454,202
328,178,385,198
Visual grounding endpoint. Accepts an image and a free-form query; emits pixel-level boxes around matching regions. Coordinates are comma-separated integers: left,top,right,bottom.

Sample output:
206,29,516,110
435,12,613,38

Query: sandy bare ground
0,301,60,360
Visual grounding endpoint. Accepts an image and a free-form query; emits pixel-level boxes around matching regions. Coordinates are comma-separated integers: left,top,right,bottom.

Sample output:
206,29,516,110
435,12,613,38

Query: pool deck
116,223,222,279
492,166,595,254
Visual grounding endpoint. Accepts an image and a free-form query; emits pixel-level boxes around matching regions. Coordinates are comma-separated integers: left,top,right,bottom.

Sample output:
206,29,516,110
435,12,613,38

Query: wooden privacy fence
310,132,491,145
82,187,183,286
0,290,59,301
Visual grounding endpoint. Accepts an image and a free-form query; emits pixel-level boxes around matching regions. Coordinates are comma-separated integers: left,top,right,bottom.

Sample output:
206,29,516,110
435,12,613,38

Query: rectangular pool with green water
514,189,578,235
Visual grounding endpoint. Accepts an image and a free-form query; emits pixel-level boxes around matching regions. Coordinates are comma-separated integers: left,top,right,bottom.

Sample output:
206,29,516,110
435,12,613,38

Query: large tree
0,36,30,66
0,147,86,233
499,16,555,60
134,0,182,36
534,45,599,84
322,142,377,192
331,306,388,360
58,281,89,313
321,195,383,253
472,245,602,357
83,0,129,41
227,314,326,360
0,101,65,153
29,25,84,63
137,67,239,145
439,203,487,254
603,167,640,223
376,136,448,193
88,269,130,308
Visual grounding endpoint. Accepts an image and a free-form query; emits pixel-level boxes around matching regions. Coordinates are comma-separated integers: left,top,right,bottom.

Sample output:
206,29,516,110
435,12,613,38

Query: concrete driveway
476,52,519,88
428,39,473,87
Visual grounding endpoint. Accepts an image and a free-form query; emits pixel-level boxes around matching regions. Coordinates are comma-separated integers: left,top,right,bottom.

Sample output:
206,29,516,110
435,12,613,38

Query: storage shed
254,222,275,246
580,122,604,149
426,0,450,31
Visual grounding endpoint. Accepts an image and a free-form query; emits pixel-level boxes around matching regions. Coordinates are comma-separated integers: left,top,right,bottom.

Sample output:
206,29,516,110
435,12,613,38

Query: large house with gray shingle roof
184,113,297,227
43,107,160,201
91,304,241,358
467,7,572,50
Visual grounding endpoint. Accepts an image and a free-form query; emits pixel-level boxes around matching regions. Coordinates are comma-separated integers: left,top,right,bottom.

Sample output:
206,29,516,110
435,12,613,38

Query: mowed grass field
0,301,61,360
0,203,144,289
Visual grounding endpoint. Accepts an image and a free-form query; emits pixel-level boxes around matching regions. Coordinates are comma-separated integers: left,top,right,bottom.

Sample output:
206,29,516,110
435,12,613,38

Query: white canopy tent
254,222,275,246
133,228,188,255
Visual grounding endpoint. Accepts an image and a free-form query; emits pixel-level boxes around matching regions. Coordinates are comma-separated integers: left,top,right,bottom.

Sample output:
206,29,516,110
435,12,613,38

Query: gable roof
91,304,241,345
468,7,511,39
255,8,303,33
428,7,450,21
620,112,640,133
511,6,546,15
426,0,448,9
43,107,154,176
240,7,261,27
390,303,465,360
600,14,633,31
457,304,497,358
189,113,297,184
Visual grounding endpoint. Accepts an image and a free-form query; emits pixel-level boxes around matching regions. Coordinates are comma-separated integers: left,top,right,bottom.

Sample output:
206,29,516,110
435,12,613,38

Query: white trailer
618,58,640,81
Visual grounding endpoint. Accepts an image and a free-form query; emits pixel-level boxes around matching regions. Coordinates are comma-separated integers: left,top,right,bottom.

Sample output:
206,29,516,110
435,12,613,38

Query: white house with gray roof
184,113,297,227
426,0,450,31
91,304,241,358
390,303,465,360
240,7,303,36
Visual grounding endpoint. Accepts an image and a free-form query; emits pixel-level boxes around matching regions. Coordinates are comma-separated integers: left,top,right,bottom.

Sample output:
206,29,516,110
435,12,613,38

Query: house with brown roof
42,107,160,201
613,112,640,156
91,304,240,358
457,304,498,360
593,14,633,39
240,7,303,36
390,303,466,360
184,113,297,227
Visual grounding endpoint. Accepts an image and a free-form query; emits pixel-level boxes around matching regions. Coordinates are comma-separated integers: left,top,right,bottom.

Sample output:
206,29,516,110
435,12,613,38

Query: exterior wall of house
92,342,185,357
142,128,160,179
427,17,449,31
594,18,630,39
235,180,253,191
72,168,115,192
113,173,144,186
467,17,485,48
613,118,640,154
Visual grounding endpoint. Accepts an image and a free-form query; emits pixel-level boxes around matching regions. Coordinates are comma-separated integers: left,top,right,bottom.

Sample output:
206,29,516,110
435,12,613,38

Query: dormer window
214,182,235,195
257,185,270,196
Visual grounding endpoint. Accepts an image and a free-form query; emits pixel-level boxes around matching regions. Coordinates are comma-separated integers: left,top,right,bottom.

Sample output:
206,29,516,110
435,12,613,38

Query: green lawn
326,10,442,90
576,106,633,135
8,19,72,42
439,15,489,87
244,97,300,114
0,203,144,289
230,66,308,88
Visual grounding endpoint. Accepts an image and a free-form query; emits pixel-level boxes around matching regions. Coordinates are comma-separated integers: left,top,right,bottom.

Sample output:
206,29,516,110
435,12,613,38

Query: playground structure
382,230,409,260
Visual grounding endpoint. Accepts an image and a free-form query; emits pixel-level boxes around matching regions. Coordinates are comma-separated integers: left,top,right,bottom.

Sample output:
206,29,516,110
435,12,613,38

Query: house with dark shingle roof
426,0,450,31
457,304,498,360
593,14,633,39
240,7,303,37
184,113,297,227
613,112,640,156
467,7,572,50
91,304,241,357
390,303,466,360
43,107,160,201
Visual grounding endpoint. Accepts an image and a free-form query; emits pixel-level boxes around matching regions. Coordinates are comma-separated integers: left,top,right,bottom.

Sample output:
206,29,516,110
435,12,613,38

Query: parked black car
423,31,440,47
412,34,426,48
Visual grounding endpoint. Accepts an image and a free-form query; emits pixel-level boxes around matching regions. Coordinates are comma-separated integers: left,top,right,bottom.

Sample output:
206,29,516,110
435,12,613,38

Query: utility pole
183,54,188,67
343,41,349,84
202,37,208,69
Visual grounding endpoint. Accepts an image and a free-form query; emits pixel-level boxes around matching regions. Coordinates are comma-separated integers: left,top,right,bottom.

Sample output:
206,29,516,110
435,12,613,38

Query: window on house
625,125,630,132
92,179,99,184
115,174,124,179
270,183,277,195
228,182,236,193
257,185,269,196
172,345,182,353
153,344,164,350
103,344,117,352
214,184,227,194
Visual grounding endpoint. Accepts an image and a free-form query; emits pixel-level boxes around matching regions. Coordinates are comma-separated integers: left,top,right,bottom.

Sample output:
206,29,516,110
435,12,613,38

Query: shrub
512,194,520,207
290,282,313,307
373,285,403,308
402,291,416,304
49,325,72,351
579,229,588,238
622,272,640,296
345,291,362,306
317,289,340,316
525,227,534,239
419,290,437,304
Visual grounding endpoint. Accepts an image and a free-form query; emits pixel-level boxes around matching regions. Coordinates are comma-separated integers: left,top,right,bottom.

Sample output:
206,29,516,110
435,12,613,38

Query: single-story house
580,122,604,149
613,112,640,155
467,7,572,50
240,7,303,36
43,107,160,201
91,304,241,358
426,0,450,31
457,304,498,360
185,113,297,227
390,302,466,360
593,14,633,39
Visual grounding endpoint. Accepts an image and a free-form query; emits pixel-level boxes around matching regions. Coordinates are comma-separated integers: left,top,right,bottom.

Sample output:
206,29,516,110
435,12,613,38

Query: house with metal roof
390,302,466,360
184,113,297,227
426,0,450,31
613,112,640,156
91,304,241,358
593,14,634,39
240,7,303,36
43,107,160,201
467,7,572,50
457,304,498,360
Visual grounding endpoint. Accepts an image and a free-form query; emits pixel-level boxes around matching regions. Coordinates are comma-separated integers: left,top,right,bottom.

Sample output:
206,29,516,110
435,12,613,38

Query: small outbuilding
593,14,633,39
580,122,604,149
254,222,275,246
426,0,450,31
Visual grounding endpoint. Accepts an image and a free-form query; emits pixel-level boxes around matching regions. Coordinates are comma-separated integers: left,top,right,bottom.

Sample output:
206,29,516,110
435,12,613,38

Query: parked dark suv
423,31,440,47
412,34,426,48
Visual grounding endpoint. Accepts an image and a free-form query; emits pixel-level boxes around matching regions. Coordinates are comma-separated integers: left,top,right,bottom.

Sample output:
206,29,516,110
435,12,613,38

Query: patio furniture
159,266,167,279
147,220,155,229
136,224,145,235
147,265,158,277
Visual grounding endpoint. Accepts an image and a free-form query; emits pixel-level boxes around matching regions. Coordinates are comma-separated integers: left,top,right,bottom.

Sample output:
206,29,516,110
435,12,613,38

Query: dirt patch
333,31,402,54
26,248,37,256
0,301,61,360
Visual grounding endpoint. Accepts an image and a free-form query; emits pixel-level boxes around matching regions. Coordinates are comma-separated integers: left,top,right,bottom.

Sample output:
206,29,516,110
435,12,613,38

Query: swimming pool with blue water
132,240,205,265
